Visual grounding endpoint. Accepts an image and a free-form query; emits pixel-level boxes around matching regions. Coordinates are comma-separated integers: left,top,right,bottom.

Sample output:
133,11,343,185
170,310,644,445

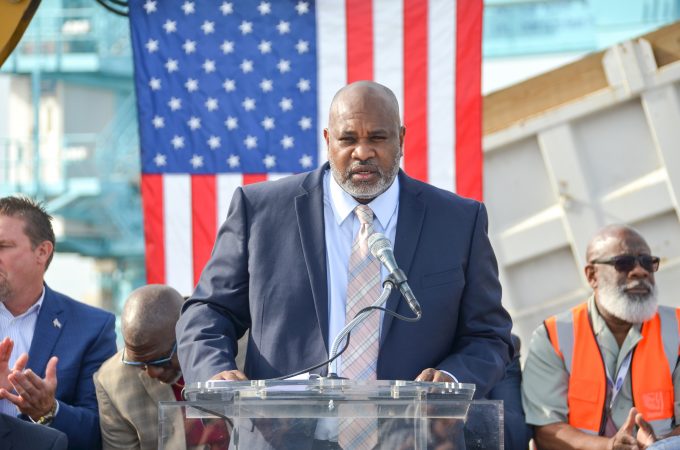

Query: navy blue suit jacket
19,285,117,450
0,412,68,450
177,165,512,398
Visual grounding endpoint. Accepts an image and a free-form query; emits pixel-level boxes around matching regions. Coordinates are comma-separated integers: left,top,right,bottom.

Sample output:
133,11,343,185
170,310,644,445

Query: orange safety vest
544,302,680,436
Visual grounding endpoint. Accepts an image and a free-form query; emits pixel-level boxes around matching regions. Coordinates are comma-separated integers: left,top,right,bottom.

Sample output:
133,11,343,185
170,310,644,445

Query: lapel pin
53,318,62,329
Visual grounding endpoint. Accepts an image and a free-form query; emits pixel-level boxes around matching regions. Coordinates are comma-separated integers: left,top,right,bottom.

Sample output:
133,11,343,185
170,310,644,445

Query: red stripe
403,0,428,182
455,0,483,200
345,0,373,82
243,174,267,185
191,175,217,285
141,174,165,283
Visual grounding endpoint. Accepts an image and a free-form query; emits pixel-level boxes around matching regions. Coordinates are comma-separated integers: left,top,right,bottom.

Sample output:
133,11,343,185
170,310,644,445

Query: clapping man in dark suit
0,196,116,450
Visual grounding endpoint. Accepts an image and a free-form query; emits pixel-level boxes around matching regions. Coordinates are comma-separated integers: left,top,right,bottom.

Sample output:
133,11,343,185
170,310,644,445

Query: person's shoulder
95,349,139,390
402,172,481,209
45,285,115,322
0,413,68,449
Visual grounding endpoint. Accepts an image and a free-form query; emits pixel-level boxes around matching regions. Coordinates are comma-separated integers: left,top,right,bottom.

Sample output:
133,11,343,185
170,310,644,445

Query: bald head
328,81,401,130
585,224,649,263
121,284,184,347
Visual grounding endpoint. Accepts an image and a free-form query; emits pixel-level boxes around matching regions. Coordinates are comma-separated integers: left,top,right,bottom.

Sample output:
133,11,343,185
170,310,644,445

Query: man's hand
0,337,29,392
210,369,248,381
0,355,58,421
634,409,656,448
609,408,641,450
414,368,454,382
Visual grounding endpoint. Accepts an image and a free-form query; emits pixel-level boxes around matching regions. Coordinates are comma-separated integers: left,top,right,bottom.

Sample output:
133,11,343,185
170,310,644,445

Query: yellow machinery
0,0,41,67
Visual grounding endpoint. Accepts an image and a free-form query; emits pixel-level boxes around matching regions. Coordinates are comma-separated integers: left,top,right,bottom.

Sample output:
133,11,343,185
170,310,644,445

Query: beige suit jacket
94,350,186,450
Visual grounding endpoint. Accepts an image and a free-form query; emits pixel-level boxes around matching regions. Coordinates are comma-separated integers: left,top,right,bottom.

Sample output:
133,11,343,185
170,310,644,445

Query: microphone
367,233,422,317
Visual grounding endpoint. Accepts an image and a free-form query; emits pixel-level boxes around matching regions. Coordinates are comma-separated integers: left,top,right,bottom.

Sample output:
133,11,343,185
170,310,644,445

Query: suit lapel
27,285,65,376
0,415,11,449
381,173,425,344
295,165,330,352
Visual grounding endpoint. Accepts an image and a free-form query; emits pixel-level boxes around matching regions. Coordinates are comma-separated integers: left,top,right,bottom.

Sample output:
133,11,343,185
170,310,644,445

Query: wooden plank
484,21,680,136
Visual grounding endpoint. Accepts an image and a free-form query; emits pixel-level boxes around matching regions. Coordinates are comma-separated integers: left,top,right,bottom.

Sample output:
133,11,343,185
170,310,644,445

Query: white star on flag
281,135,294,149
220,2,233,15
146,39,159,53
185,78,198,92
295,39,309,54
227,154,240,168
163,20,176,33
203,59,216,73
182,2,195,15
225,116,238,130
260,79,273,92
242,97,256,111
143,0,156,14
182,39,196,54
190,154,203,168
258,40,272,54
154,153,167,166
152,115,165,128
258,2,271,15
299,154,313,168
277,59,290,73
263,154,276,168
279,97,293,111
187,116,201,130
165,59,179,73
221,40,235,54
244,135,258,149
207,136,221,149
201,21,215,34
171,135,185,149
297,78,310,92
298,116,312,130
277,20,290,34
295,1,309,15
205,98,218,111
168,97,182,111
261,116,275,130
149,78,161,90
223,79,236,92
239,21,253,35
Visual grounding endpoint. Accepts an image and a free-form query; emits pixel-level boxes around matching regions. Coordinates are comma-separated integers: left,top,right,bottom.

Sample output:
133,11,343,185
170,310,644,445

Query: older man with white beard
522,224,680,450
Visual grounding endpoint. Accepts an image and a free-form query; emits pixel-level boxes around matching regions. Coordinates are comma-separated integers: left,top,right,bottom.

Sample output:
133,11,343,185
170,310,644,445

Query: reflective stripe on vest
544,303,678,436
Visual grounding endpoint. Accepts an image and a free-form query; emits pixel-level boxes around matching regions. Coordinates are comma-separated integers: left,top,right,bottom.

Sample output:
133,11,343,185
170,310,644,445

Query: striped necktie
339,204,380,449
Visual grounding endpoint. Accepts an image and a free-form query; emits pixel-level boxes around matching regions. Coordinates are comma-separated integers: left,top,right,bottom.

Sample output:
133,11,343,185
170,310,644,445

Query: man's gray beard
597,279,658,323
329,156,400,200
0,279,11,304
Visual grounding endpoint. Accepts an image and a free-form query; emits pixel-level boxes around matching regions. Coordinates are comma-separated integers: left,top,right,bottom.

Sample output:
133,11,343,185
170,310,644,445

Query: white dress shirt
323,169,400,376
0,287,45,416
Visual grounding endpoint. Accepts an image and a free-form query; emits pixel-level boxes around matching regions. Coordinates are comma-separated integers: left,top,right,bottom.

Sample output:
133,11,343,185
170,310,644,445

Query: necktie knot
354,204,374,226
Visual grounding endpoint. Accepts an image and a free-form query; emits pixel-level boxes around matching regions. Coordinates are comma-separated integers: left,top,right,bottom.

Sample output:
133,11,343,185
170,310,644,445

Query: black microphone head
368,232,391,259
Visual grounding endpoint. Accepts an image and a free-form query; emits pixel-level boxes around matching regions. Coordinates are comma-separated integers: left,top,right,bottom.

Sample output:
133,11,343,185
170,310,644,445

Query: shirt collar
327,169,400,229
0,286,45,319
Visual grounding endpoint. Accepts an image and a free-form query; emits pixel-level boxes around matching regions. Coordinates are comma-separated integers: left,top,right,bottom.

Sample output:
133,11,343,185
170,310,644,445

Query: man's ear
323,128,330,147
399,126,406,153
35,240,53,268
585,264,598,289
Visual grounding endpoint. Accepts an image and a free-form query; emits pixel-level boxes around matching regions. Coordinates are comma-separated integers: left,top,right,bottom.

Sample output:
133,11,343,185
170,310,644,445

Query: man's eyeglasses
590,254,660,273
122,342,177,369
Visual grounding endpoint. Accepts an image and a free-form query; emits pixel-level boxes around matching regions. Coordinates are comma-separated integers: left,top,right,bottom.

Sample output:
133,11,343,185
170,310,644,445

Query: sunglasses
590,254,660,273
122,342,177,369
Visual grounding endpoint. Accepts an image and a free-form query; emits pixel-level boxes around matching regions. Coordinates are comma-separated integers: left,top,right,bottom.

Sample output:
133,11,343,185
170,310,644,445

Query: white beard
597,279,658,324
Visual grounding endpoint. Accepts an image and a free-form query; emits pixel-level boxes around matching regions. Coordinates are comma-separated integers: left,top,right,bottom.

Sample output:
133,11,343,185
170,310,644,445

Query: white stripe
216,174,244,231
316,0,348,166
163,174,193,296
373,0,404,121
267,172,293,181
427,0,456,192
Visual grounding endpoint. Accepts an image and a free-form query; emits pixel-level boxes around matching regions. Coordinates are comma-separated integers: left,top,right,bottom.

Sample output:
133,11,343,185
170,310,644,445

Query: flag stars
223,79,236,92
276,20,290,34
225,116,238,130
227,154,240,168
259,79,273,92
298,116,312,130
261,116,275,130
299,154,313,168
165,59,179,73
149,78,161,90
187,116,202,130
220,2,233,15
239,21,253,35
296,1,310,14
295,39,309,54
183,39,197,54
168,97,182,111
221,40,234,54
240,59,254,74
185,78,199,92
244,135,258,149
279,97,293,111
263,154,276,168
203,59,216,73
207,135,221,149
152,115,165,128
297,78,310,92
190,154,204,169
281,135,294,149
171,135,185,149
258,40,272,54
277,59,291,73
154,153,167,166
163,20,177,33
242,97,256,111
201,21,215,34
182,1,195,14
146,39,159,53
258,2,271,15
205,97,219,111
143,0,157,13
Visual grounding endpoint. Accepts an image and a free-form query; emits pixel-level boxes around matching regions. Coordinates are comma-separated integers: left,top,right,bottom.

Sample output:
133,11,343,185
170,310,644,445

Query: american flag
129,0,482,294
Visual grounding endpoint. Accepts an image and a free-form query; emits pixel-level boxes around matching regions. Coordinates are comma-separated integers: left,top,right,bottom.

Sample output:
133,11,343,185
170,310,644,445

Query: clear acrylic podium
159,379,503,449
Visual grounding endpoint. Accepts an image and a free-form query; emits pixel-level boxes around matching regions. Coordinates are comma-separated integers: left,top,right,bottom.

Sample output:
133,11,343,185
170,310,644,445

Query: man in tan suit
94,285,227,450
